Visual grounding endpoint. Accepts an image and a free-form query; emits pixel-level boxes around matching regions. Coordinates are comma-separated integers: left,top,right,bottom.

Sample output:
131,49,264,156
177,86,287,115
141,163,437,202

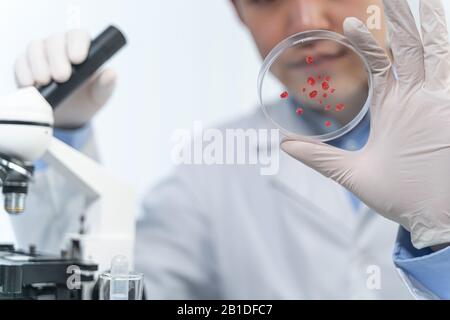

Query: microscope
0,26,138,300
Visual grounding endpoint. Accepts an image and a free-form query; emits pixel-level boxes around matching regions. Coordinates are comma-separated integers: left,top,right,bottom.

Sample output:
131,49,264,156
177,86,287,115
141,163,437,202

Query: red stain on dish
306,56,314,64
296,108,304,116
307,77,316,86
325,121,332,128
325,104,332,111
309,90,318,99
322,81,330,91
280,91,289,99
323,93,328,98
335,103,345,112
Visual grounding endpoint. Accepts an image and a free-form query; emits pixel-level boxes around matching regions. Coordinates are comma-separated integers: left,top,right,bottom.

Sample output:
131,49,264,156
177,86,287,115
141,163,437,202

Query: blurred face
232,0,388,125
232,0,386,60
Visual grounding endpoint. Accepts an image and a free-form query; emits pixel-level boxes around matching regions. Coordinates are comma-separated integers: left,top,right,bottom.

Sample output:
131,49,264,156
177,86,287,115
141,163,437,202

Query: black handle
39,25,127,108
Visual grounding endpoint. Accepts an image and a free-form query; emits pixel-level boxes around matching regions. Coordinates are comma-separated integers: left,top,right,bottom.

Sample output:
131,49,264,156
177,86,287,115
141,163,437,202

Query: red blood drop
323,93,328,98
325,104,332,111
306,56,314,64
325,121,332,128
335,103,345,112
309,90,318,99
307,77,316,86
280,91,289,99
296,108,304,116
322,81,330,90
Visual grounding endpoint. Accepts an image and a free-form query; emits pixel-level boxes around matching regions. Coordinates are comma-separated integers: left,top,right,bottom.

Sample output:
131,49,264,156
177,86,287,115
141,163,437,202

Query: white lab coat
9,109,421,300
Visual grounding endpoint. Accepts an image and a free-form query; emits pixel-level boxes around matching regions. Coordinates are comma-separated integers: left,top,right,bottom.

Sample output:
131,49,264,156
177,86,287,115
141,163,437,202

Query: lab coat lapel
270,146,357,239
254,111,357,239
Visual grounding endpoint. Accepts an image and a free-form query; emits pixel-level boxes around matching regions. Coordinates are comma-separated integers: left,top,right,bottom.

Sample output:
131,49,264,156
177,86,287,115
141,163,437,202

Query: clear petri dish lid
258,30,373,142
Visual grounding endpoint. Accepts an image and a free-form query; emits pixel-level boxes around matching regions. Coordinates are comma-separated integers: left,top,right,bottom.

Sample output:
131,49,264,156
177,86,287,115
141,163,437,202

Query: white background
0,0,446,242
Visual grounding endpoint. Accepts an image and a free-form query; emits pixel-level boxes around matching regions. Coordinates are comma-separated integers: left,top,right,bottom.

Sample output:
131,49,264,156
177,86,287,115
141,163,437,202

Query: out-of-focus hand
15,29,117,129
282,0,450,249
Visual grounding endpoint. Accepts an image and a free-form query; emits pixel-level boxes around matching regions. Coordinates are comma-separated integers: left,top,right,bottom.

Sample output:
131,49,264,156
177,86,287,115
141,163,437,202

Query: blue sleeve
53,124,93,150
394,227,450,300
34,124,93,171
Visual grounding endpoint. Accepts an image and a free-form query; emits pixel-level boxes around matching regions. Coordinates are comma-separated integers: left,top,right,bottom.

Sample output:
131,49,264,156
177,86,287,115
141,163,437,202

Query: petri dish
258,30,373,142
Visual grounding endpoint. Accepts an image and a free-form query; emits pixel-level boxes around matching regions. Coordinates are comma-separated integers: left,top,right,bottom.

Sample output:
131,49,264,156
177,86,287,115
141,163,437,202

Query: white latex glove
15,29,117,129
282,0,450,249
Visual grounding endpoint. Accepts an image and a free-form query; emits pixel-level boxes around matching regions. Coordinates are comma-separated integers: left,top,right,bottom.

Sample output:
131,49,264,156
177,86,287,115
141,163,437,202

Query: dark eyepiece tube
39,25,127,108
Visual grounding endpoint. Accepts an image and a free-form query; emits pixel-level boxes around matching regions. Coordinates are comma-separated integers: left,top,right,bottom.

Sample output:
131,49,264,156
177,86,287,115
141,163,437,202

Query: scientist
10,0,450,299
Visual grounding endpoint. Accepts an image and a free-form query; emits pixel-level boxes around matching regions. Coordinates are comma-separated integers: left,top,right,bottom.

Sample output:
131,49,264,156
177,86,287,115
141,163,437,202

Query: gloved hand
14,29,117,129
281,0,450,249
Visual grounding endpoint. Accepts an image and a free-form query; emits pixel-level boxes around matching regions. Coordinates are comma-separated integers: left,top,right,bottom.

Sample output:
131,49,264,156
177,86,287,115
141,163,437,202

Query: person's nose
285,0,332,35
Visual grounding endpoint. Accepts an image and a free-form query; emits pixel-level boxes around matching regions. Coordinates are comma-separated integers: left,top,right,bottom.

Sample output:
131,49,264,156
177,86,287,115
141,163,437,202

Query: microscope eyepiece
39,25,127,108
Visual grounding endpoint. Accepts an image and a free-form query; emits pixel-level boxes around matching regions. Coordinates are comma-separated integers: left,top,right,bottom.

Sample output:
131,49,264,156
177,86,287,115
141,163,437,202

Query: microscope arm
42,137,137,272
